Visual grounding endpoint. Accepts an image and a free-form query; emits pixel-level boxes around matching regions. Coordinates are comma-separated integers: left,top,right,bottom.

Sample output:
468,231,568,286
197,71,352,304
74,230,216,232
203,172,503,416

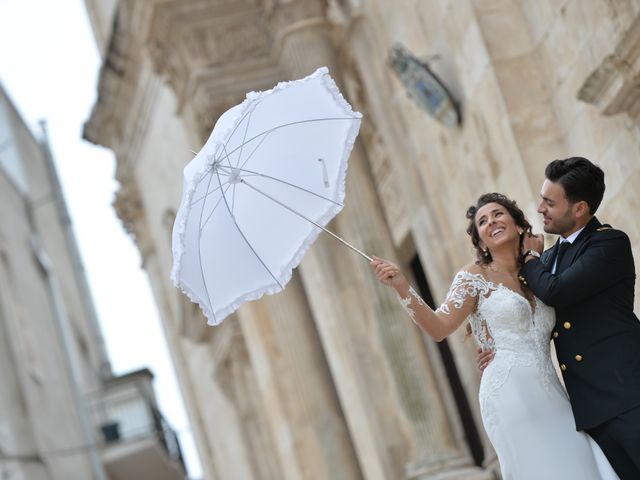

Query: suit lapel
556,217,601,272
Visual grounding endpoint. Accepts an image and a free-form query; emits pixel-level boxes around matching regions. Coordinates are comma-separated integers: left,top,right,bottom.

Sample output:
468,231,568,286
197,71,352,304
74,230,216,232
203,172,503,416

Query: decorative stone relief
578,13,640,120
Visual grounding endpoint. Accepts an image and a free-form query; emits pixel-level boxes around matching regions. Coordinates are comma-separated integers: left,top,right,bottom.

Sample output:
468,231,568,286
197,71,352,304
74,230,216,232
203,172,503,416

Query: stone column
214,326,285,479
269,3,490,478
238,272,362,480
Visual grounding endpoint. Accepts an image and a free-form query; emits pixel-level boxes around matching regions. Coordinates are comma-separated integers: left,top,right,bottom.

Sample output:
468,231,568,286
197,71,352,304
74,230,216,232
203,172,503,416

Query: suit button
552,331,559,338
560,364,567,371
563,322,571,329
575,355,583,362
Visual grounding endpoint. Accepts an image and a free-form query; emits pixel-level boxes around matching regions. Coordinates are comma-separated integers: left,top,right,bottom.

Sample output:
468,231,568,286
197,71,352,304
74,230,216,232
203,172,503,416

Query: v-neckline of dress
494,283,537,317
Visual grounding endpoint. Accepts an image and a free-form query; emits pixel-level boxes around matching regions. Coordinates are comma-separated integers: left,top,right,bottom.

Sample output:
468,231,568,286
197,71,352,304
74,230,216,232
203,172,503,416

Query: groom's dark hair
545,157,605,214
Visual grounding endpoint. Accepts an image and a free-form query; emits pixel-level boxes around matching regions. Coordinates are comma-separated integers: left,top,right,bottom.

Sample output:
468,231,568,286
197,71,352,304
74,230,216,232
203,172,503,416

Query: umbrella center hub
228,168,243,184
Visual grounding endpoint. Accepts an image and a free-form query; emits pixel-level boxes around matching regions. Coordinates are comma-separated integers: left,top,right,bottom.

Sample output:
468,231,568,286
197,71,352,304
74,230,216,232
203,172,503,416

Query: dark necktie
555,241,571,272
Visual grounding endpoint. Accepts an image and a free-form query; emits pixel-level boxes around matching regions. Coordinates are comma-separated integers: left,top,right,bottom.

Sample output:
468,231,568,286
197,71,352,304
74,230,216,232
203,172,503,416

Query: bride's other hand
370,256,408,289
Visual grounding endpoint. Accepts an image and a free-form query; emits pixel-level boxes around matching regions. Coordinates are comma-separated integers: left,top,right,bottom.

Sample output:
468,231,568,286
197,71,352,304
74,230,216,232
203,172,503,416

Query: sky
0,0,202,477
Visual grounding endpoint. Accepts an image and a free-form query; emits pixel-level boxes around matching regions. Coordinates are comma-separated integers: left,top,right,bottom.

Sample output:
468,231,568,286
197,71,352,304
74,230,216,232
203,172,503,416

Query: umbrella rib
189,162,233,206
216,105,257,169
200,182,233,231
242,179,372,262
218,117,358,167
213,168,284,289
239,130,271,171
196,171,220,324
218,165,343,207
190,181,228,207
236,109,252,169
220,143,239,214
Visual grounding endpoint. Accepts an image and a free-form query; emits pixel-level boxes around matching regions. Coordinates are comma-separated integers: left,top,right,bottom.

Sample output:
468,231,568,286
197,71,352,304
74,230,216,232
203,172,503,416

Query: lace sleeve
435,270,490,317
396,286,428,321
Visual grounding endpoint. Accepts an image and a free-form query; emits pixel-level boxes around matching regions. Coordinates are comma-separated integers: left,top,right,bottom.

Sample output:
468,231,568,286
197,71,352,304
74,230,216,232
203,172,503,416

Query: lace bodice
445,271,561,400
398,270,561,397
433,271,552,350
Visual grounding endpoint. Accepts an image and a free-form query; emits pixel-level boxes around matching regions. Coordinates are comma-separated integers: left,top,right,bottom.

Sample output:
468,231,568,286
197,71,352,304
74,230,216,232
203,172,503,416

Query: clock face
390,44,461,127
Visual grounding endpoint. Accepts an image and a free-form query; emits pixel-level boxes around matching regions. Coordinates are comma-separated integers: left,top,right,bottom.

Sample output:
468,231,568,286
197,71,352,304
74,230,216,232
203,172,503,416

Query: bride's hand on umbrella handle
371,256,407,288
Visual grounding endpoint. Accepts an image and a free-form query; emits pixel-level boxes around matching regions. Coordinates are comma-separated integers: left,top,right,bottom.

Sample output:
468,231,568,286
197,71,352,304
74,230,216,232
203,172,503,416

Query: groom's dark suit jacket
520,216,640,431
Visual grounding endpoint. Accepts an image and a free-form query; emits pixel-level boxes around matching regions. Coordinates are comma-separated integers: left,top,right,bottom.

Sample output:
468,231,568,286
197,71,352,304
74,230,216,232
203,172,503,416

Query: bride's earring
482,249,490,258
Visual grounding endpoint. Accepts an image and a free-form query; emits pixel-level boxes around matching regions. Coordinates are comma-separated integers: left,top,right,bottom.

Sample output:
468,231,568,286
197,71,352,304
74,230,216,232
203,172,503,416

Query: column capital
578,13,640,120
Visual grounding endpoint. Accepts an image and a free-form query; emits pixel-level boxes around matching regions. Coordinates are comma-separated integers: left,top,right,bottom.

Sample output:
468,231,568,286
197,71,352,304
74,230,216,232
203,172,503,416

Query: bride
371,193,617,480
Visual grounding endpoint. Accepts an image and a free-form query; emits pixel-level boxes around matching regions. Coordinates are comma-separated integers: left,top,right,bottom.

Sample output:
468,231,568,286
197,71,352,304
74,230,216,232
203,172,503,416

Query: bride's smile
475,202,521,254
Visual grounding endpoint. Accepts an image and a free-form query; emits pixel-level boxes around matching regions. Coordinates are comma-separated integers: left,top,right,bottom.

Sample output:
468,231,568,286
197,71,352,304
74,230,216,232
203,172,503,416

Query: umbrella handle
315,224,373,262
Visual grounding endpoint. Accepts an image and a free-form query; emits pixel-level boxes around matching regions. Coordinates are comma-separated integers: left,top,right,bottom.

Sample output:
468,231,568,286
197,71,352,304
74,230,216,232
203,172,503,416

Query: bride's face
475,202,521,252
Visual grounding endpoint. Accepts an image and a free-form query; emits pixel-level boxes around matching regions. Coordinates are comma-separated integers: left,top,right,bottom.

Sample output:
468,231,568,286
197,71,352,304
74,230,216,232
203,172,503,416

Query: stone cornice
147,1,271,112
578,13,640,119
83,0,147,149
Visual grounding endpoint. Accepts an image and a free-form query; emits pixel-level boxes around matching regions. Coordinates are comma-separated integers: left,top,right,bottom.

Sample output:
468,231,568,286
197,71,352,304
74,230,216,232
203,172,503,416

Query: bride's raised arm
371,256,483,342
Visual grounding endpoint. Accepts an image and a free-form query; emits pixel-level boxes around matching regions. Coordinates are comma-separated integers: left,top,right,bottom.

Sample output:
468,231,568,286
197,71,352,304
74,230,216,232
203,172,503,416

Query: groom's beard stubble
544,208,576,237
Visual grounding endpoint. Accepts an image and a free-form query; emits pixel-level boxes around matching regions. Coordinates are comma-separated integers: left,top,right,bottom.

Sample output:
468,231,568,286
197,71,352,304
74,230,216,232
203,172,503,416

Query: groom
482,157,640,478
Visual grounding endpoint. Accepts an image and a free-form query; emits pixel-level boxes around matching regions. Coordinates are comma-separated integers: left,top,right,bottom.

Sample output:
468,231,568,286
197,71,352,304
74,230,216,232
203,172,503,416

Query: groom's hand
477,347,494,374
523,233,544,256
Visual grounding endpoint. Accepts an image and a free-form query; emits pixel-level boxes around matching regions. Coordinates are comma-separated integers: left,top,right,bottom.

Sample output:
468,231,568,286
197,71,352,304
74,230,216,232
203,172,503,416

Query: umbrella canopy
171,67,362,325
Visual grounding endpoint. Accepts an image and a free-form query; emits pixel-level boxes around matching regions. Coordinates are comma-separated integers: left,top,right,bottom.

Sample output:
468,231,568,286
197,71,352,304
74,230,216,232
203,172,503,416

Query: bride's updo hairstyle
466,193,532,266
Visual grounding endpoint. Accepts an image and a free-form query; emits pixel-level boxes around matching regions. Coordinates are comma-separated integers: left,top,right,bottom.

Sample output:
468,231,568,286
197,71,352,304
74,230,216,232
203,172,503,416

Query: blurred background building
82,1,640,479
0,84,186,480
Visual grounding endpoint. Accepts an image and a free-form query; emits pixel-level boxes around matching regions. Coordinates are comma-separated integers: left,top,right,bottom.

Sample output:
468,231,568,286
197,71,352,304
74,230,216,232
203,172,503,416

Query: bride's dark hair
466,193,532,266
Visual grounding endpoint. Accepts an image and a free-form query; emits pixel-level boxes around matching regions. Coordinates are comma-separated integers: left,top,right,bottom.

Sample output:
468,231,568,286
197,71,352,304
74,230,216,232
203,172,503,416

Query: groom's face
537,179,576,236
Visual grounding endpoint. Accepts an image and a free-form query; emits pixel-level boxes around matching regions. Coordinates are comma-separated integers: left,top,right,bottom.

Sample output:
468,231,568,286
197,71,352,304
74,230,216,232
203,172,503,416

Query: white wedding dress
411,270,619,480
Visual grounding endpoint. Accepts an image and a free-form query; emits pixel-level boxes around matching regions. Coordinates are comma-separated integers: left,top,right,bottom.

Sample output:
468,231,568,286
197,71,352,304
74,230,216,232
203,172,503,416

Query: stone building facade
1,83,111,480
0,84,185,480
83,1,640,479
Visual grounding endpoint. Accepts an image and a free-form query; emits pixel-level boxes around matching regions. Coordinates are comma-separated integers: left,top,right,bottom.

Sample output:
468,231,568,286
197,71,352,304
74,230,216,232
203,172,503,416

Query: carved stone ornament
390,43,462,127
147,0,273,108
577,13,640,119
